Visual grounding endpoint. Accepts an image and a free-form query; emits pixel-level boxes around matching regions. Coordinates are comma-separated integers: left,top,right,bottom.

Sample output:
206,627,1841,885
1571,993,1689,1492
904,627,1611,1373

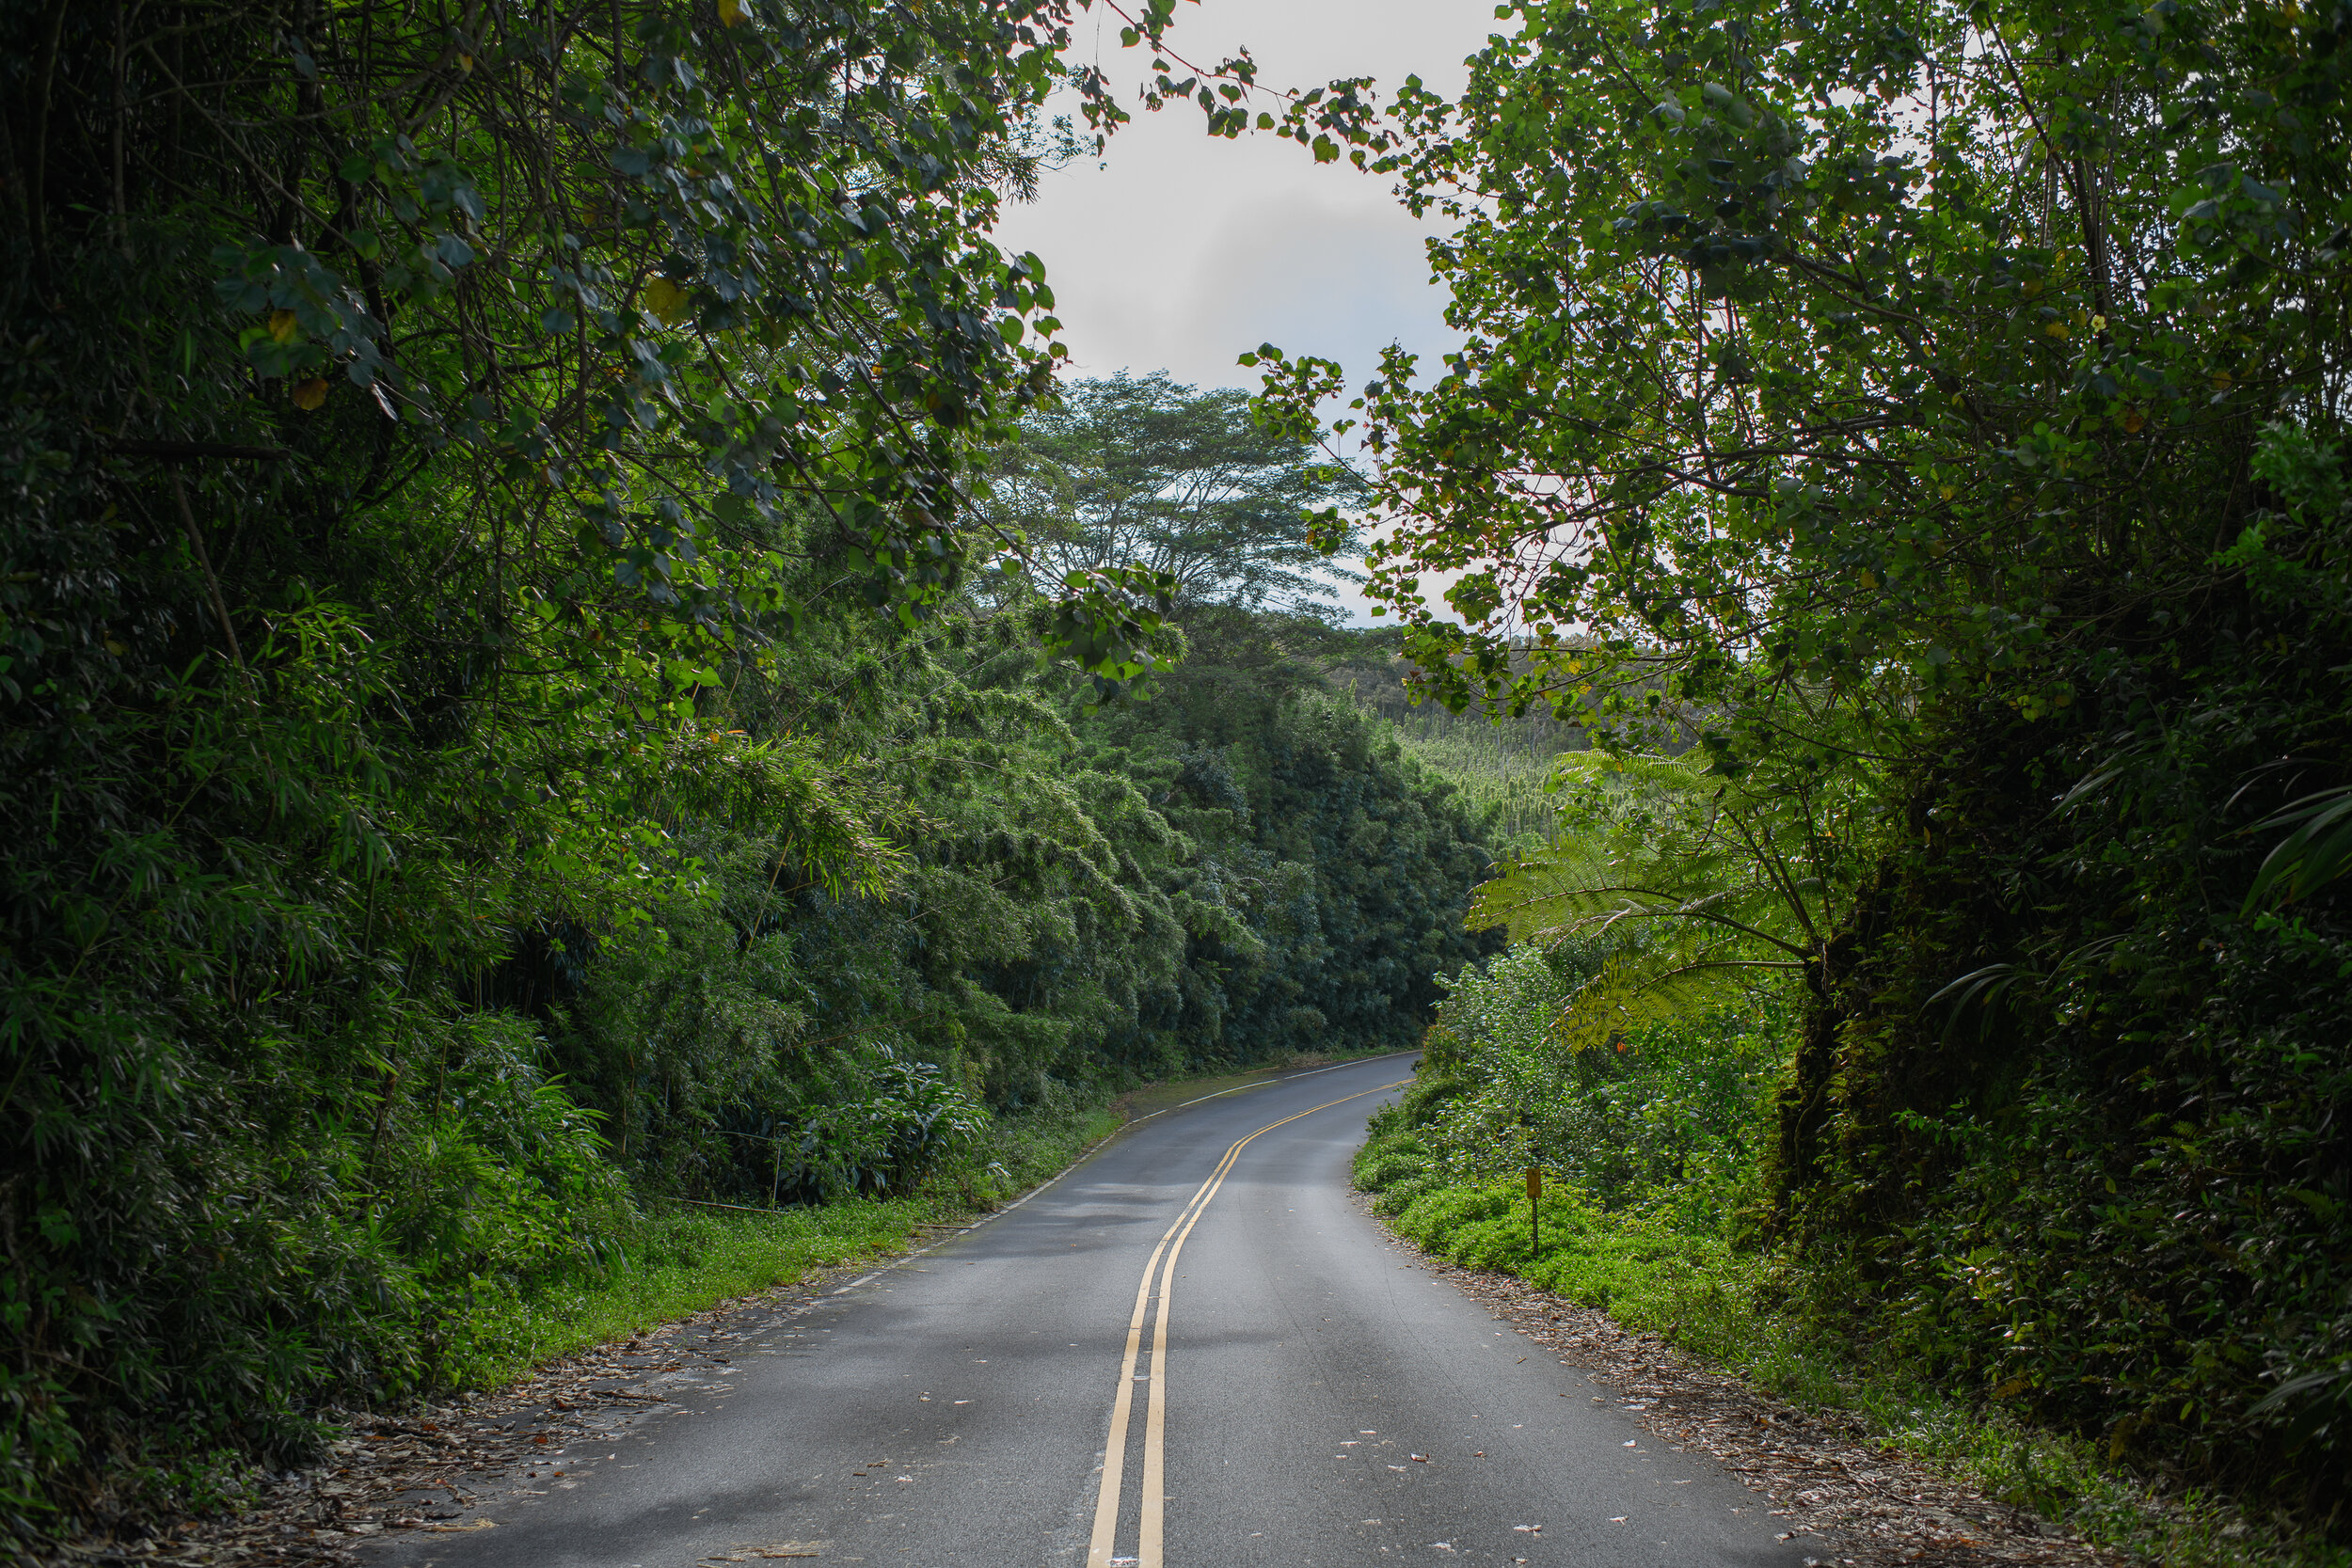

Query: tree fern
1471,746,1870,1043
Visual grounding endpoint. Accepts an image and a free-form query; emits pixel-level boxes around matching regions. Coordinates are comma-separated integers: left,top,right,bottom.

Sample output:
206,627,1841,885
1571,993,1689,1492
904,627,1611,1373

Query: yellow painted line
1086,1080,1409,1568
1084,1156,1229,1568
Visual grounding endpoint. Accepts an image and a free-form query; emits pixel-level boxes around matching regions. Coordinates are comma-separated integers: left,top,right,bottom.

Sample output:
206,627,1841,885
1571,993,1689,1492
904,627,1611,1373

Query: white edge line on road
827,1120,1120,1292
1125,1049,1420,1125
827,1163,1081,1293
828,1052,1419,1295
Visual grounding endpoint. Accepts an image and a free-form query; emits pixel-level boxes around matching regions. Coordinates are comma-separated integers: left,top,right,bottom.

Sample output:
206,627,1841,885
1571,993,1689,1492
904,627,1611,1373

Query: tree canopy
984,372,1367,617
1255,0,2350,755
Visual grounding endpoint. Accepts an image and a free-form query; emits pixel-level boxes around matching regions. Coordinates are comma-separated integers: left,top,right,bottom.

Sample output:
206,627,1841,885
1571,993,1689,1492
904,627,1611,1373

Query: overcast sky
991,0,1502,624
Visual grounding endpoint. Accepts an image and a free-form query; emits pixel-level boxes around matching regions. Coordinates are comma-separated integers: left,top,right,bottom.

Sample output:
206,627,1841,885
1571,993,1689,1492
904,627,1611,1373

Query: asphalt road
379,1053,1806,1568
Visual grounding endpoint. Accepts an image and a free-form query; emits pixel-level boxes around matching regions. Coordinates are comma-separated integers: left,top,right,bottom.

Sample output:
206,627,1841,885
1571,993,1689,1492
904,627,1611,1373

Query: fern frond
1552,934,1797,1053
1552,748,1711,796
1470,826,1778,947
1474,745,1837,965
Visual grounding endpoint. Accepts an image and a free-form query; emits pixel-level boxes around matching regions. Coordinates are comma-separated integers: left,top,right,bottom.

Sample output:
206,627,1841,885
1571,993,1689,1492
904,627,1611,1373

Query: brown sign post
1525,1165,1542,1257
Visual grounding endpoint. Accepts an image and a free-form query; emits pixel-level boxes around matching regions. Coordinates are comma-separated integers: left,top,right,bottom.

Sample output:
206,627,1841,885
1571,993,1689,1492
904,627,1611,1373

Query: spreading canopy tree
984,372,1368,617
1253,0,2351,761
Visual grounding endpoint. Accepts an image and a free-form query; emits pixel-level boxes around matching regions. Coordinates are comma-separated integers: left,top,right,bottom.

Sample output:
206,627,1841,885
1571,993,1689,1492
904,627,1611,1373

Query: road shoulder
1371,1196,2134,1568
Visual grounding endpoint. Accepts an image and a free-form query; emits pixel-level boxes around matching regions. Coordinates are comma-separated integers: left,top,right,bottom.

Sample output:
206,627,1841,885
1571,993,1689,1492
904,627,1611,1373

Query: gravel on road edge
30,1253,896,1568
1376,1204,2139,1568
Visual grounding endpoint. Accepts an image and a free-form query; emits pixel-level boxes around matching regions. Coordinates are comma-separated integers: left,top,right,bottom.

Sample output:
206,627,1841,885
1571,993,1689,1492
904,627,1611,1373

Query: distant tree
987,372,1367,617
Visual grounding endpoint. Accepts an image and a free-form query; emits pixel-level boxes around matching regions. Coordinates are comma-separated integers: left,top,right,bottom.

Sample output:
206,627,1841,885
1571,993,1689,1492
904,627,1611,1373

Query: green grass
461,1195,965,1380
984,1102,1126,1194
1358,1147,2349,1568
453,1099,1125,1387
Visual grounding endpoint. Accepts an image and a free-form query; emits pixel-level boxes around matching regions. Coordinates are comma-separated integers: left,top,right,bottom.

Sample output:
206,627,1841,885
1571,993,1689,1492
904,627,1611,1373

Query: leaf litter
1374,1208,2134,1568
40,1260,882,1567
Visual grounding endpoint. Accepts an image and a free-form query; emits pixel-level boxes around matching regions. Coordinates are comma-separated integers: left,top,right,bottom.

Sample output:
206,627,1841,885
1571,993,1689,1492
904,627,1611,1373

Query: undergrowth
462,1196,965,1382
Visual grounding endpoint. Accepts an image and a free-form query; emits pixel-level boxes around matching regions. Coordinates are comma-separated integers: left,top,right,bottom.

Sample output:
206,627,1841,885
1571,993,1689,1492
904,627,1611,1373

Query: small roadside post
1526,1164,1542,1257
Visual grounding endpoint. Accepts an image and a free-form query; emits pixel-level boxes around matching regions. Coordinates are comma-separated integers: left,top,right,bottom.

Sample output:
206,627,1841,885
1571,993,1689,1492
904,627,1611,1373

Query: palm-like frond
1471,751,1812,961
1552,931,1787,1053
1465,745,1866,1043
2242,784,2352,912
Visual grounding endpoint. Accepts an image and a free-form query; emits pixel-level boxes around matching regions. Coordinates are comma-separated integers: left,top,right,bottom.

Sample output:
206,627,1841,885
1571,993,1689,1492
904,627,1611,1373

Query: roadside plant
1410,942,1785,1214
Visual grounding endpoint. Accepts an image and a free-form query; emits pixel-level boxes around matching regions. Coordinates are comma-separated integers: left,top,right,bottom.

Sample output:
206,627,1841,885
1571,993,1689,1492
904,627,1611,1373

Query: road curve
380,1053,1806,1568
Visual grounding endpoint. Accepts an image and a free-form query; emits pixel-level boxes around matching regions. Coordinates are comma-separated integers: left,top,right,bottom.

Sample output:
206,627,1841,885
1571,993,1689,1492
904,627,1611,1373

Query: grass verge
455,1098,1123,1387
452,1053,1399,1398
461,1194,967,1381
1355,1132,2347,1568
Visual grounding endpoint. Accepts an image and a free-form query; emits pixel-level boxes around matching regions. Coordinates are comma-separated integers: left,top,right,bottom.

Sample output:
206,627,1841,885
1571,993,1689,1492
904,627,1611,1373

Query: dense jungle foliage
1254,0,2352,1539
0,0,1472,1543
8,0,2351,1546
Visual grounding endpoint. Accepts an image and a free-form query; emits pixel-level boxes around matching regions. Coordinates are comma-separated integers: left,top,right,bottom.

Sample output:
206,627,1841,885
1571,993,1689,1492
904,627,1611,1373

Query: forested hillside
0,0,1482,1544
1327,641,1588,849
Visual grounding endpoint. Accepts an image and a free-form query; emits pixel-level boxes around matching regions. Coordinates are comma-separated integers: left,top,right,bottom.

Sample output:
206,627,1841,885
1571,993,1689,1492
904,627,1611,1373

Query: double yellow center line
1084,1082,1407,1568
